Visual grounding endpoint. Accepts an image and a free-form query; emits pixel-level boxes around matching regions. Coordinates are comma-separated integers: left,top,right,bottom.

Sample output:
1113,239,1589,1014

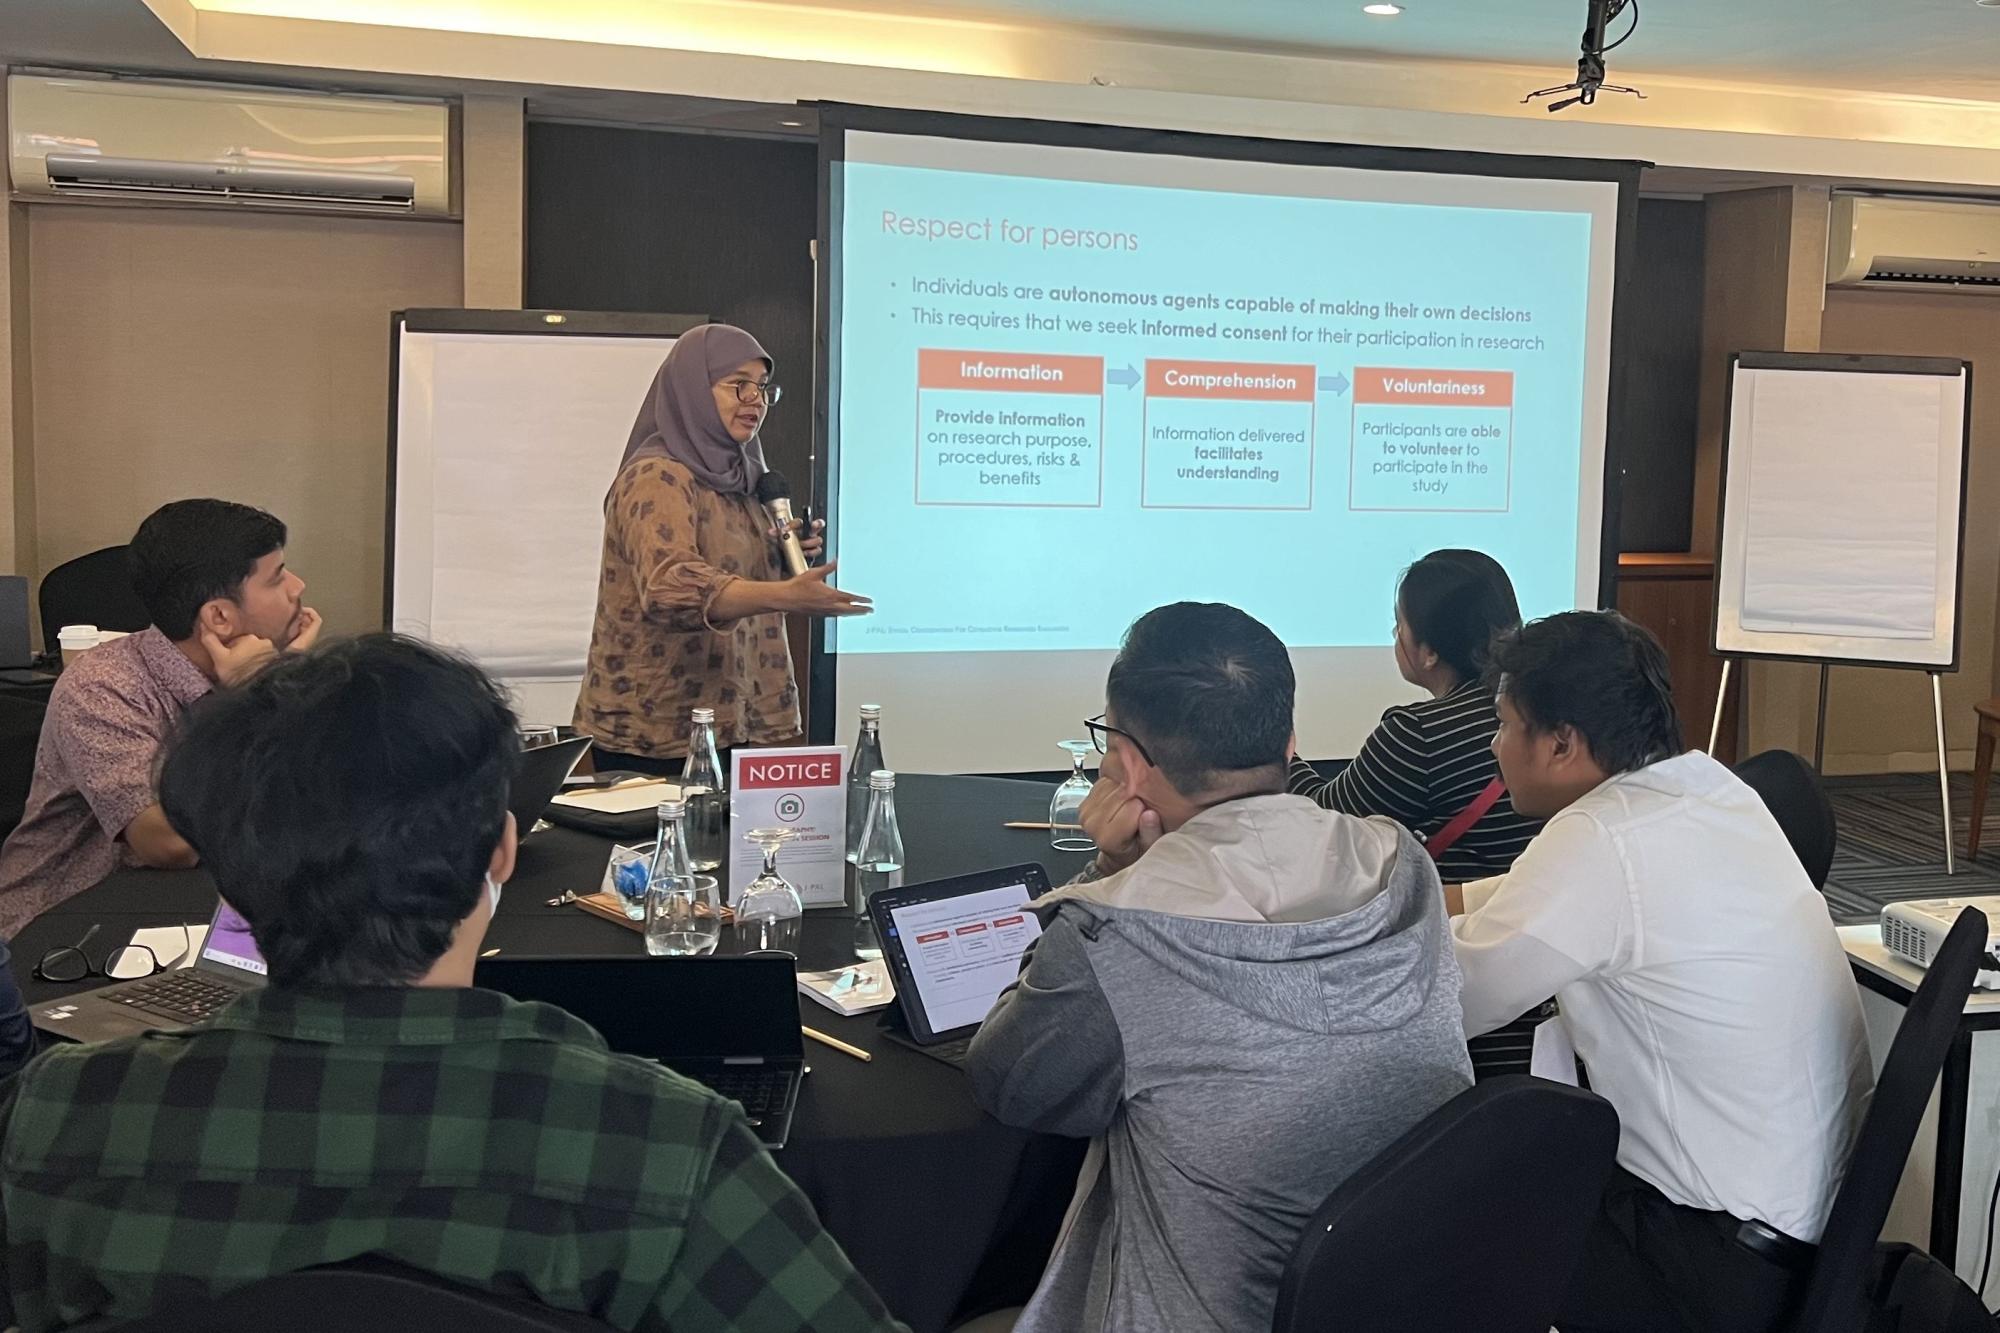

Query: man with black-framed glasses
965,601,1471,1333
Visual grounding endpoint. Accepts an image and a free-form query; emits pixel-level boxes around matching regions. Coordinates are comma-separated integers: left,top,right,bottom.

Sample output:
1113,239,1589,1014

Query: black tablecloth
12,773,1094,1333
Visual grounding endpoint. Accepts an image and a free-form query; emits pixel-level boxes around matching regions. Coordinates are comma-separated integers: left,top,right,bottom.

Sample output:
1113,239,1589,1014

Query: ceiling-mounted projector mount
1523,0,1646,113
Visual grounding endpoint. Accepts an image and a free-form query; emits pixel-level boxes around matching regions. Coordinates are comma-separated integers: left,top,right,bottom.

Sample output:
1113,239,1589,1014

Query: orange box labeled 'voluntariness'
1145,359,1315,403
1353,367,1514,407
918,349,1103,394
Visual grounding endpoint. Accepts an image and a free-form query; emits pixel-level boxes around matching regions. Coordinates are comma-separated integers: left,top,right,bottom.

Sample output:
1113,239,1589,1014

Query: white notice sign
729,746,848,908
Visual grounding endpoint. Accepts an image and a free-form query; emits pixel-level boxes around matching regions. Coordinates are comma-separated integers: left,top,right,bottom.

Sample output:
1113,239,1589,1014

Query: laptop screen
202,902,269,976
885,878,1042,1034
473,956,803,1062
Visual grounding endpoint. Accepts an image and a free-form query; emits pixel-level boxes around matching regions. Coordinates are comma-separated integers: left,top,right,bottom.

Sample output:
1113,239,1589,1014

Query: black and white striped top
1287,680,1543,882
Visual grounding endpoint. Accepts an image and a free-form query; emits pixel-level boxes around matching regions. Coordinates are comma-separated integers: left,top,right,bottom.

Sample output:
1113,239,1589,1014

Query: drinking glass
735,828,804,956
1050,740,1097,852
645,873,721,956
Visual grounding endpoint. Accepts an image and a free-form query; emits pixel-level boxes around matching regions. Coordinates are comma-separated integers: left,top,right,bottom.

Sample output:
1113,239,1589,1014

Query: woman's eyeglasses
722,379,783,406
35,922,192,984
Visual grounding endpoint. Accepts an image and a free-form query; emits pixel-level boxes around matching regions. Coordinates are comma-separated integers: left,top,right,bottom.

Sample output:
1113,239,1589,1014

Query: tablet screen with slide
823,119,1627,772
873,864,1050,1042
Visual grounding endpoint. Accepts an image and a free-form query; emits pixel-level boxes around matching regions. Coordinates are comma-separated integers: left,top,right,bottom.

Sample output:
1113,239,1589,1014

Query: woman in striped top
1289,549,1543,882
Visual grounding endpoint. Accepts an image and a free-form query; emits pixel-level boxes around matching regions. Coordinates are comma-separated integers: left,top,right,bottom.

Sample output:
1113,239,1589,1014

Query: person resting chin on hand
1075,769,1164,882
0,500,319,938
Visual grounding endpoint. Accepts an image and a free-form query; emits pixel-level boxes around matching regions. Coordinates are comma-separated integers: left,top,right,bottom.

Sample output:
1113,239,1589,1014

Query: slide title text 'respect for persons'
883,212,1140,252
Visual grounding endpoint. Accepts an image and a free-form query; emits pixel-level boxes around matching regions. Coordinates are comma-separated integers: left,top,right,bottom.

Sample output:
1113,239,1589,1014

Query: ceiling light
1363,3,1403,13
779,118,805,127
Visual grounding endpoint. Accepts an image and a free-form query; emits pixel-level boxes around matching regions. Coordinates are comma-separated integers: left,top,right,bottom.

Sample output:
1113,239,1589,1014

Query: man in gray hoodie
965,601,1472,1333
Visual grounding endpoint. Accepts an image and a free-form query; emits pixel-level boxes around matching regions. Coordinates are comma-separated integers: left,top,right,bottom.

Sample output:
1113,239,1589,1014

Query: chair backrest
0,692,47,842
108,1256,614,1332
1272,1075,1619,1333
1734,748,1837,888
38,545,151,653
1791,907,1988,1333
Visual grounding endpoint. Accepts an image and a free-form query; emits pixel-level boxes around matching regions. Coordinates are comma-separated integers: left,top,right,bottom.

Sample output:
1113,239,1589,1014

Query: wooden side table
1973,699,2000,858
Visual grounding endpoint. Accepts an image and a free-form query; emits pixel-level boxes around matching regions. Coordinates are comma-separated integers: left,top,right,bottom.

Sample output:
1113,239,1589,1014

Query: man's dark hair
159,634,520,988
1489,611,1682,775
1398,549,1521,683
1105,602,1294,794
128,499,288,641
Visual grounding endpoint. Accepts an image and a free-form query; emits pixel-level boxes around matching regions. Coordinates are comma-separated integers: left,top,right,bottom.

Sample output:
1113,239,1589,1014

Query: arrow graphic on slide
1318,372,1351,396
1107,364,1140,390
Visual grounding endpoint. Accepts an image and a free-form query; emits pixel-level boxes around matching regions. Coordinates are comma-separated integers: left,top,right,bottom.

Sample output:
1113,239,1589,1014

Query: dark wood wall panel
1617,554,1736,761
1618,198,1706,553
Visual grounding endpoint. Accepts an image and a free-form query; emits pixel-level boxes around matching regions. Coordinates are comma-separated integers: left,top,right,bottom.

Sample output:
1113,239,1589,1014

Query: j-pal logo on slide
740,757,841,789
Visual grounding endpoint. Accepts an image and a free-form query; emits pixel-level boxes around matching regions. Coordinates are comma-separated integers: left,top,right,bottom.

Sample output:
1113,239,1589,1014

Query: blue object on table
613,858,650,902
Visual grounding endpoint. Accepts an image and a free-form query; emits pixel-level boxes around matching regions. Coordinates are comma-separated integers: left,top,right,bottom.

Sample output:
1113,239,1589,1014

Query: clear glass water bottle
851,769,905,961
642,799,694,949
681,707,728,872
845,704,885,864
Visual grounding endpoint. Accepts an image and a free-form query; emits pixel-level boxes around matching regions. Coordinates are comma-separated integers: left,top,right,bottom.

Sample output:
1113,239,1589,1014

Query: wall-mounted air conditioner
1827,194,2000,292
6,73,452,218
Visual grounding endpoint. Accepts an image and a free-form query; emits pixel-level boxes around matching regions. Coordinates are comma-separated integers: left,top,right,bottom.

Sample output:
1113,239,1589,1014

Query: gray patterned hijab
614,323,771,497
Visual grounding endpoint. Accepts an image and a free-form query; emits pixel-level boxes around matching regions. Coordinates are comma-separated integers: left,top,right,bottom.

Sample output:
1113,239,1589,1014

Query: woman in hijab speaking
576,324,871,772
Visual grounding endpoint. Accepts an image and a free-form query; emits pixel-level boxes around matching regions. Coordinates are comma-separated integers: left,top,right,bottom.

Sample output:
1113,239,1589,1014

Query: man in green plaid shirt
0,635,908,1333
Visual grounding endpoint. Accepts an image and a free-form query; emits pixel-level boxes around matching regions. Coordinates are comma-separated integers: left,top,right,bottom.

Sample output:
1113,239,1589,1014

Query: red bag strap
1425,778,1506,861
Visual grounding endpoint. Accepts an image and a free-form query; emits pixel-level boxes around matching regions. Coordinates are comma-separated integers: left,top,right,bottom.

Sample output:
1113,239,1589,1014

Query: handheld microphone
754,470,810,578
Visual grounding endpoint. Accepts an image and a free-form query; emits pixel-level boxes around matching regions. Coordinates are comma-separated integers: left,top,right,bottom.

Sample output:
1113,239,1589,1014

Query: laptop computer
32,899,268,1044
511,734,592,835
473,954,805,1149
869,863,1050,1067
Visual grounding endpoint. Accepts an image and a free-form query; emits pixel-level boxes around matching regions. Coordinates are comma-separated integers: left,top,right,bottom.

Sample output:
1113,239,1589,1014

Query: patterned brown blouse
574,457,800,759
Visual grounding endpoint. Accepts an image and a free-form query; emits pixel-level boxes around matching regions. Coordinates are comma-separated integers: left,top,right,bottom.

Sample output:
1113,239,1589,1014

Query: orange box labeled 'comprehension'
1145,359,1314,403
918,349,1103,395
1353,367,1514,407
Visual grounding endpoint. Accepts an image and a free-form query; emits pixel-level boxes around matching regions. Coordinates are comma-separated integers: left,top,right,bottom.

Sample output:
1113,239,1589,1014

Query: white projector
1881,897,2000,990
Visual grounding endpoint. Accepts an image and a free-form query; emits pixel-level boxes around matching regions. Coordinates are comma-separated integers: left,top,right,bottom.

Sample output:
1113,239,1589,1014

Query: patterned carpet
1823,773,2000,923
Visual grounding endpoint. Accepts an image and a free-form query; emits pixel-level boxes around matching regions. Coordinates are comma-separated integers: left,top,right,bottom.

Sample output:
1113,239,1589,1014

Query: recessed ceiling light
1363,2,1403,13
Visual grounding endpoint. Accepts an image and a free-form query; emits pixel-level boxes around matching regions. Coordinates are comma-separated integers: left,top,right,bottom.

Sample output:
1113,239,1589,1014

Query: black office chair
1788,907,1989,1333
38,545,151,654
1735,749,1837,889
103,1256,615,1332
1272,1076,1618,1333
0,692,47,842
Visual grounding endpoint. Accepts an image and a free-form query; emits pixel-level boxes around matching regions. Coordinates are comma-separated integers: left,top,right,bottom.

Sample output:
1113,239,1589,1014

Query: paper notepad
798,960,896,1016
550,779,681,815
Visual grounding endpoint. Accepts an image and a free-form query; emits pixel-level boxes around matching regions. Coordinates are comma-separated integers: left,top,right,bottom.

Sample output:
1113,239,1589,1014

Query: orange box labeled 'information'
918,349,1103,395
1353,367,1514,407
1146,359,1314,403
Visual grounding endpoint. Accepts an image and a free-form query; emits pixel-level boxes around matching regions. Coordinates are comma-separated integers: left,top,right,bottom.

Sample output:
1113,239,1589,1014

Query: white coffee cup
57,625,101,667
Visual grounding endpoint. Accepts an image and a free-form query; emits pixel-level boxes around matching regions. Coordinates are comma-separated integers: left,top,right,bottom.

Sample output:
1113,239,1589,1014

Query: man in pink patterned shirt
0,500,320,938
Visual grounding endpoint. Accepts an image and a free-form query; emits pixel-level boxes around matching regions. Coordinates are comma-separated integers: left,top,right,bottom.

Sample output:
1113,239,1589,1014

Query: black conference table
10,773,1094,1333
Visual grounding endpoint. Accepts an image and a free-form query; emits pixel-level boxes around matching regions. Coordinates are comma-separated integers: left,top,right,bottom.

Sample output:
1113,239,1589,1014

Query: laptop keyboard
699,1067,794,1127
110,972,241,1023
883,1029,973,1068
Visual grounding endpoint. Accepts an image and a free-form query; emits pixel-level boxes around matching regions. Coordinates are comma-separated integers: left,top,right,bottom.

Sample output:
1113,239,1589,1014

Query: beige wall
23,207,463,637
1815,288,2000,773
461,96,525,309
0,82,35,575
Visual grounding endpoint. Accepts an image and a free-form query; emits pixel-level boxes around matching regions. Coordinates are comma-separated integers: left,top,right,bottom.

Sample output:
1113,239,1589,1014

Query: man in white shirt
1450,610,1872,1333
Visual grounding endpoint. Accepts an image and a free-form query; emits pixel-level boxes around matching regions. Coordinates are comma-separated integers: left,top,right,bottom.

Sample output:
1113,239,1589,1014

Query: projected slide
826,127,1619,770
